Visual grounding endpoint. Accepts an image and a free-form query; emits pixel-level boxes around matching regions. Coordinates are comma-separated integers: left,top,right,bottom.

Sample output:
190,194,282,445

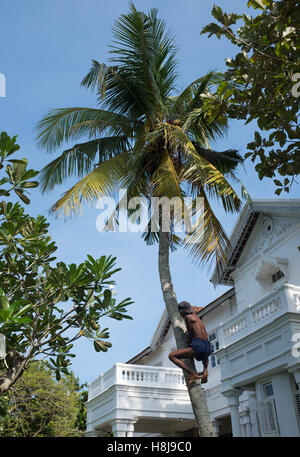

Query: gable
237,213,300,267
211,199,300,285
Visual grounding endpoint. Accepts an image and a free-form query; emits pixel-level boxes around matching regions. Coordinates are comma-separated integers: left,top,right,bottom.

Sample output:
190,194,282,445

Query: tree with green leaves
0,131,133,393
74,383,88,433
0,362,85,437
201,0,300,194
36,3,246,436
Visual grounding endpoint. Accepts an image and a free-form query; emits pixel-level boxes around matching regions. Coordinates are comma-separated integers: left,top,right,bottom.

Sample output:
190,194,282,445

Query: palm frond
40,136,130,192
50,152,130,217
81,60,113,100
163,123,242,213
36,107,134,152
151,146,182,200
170,72,230,145
192,145,243,174
183,106,228,144
183,188,231,269
174,71,225,114
101,2,177,121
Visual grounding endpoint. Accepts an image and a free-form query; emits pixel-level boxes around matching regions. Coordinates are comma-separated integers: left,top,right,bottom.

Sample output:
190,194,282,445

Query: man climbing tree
169,302,214,386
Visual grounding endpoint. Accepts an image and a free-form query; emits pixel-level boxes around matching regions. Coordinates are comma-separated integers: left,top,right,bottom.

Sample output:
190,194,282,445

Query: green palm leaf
36,107,134,152
40,136,130,192
184,188,231,269
50,152,130,216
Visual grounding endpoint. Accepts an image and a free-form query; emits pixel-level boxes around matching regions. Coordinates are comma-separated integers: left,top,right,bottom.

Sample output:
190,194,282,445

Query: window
263,382,274,398
209,332,216,342
258,381,280,436
208,332,219,368
271,270,285,284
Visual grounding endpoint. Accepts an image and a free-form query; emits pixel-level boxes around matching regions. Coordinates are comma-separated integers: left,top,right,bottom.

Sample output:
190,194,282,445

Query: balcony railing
218,283,300,347
88,363,186,401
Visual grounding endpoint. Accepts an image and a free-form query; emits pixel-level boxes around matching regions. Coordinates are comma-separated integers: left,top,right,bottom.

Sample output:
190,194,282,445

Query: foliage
36,2,248,270
0,362,86,437
201,0,300,193
0,132,133,393
73,374,88,432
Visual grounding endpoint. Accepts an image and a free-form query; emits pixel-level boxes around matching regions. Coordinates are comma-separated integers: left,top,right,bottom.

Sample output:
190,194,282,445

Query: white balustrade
88,363,186,401
220,284,300,346
223,316,248,340
293,293,300,312
252,296,281,323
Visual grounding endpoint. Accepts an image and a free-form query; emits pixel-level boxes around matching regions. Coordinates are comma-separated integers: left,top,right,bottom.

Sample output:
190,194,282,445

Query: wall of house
232,215,300,311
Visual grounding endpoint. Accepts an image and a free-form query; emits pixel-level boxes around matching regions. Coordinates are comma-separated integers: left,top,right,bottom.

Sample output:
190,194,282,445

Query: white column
212,419,220,437
241,408,252,438
242,409,252,437
240,415,246,438
126,420,136,437
247,392,260,437
272,372,299,437
111,419,136,437
223,389,242,437
112,420,126,437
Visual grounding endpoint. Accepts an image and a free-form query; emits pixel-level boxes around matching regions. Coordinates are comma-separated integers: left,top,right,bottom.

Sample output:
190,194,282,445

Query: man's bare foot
200,370,208,384
188,373,202,386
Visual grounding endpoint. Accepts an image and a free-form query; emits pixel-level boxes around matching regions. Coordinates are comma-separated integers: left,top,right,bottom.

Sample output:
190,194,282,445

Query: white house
85,199,300,437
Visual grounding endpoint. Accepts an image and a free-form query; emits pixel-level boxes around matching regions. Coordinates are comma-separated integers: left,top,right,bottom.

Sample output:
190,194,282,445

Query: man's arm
185,314,196,344
191,306,204,314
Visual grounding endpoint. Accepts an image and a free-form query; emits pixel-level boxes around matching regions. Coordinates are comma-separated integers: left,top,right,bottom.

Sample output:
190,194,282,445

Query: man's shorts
189,338,214,362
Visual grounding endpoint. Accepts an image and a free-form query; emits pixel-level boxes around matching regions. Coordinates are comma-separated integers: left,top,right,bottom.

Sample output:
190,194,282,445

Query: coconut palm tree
36,3,246,436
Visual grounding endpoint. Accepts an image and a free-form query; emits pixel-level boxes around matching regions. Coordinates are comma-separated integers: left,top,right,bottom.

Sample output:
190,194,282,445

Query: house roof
126,346,152,364
210,199,300,286
198,287,235,318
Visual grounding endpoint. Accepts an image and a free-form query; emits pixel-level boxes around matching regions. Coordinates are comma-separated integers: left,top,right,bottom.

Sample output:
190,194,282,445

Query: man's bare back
185,313,208,341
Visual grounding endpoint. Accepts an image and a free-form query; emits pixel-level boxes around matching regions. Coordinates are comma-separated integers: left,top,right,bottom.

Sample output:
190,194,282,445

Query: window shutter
257,399,279,435
295,393,300,422
257,401,268,434
265,399,277,432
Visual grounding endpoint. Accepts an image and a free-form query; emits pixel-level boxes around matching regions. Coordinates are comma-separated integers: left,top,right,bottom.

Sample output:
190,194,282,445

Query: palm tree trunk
158,229,215,437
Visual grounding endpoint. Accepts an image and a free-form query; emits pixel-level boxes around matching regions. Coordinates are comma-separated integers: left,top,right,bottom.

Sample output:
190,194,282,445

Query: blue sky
0,0,299,384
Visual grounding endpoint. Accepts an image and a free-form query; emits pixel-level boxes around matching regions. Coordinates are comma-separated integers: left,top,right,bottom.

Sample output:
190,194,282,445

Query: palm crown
36,2,246,268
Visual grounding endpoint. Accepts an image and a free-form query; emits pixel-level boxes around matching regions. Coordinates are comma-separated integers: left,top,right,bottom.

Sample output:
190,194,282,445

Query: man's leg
169,348,202,385
200,358,209,384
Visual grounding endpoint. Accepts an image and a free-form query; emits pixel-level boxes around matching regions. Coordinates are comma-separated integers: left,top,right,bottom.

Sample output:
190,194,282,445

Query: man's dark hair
178,301,193,314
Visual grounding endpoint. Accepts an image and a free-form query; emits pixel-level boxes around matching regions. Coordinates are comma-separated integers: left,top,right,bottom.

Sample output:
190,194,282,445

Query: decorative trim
211,199,300,286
